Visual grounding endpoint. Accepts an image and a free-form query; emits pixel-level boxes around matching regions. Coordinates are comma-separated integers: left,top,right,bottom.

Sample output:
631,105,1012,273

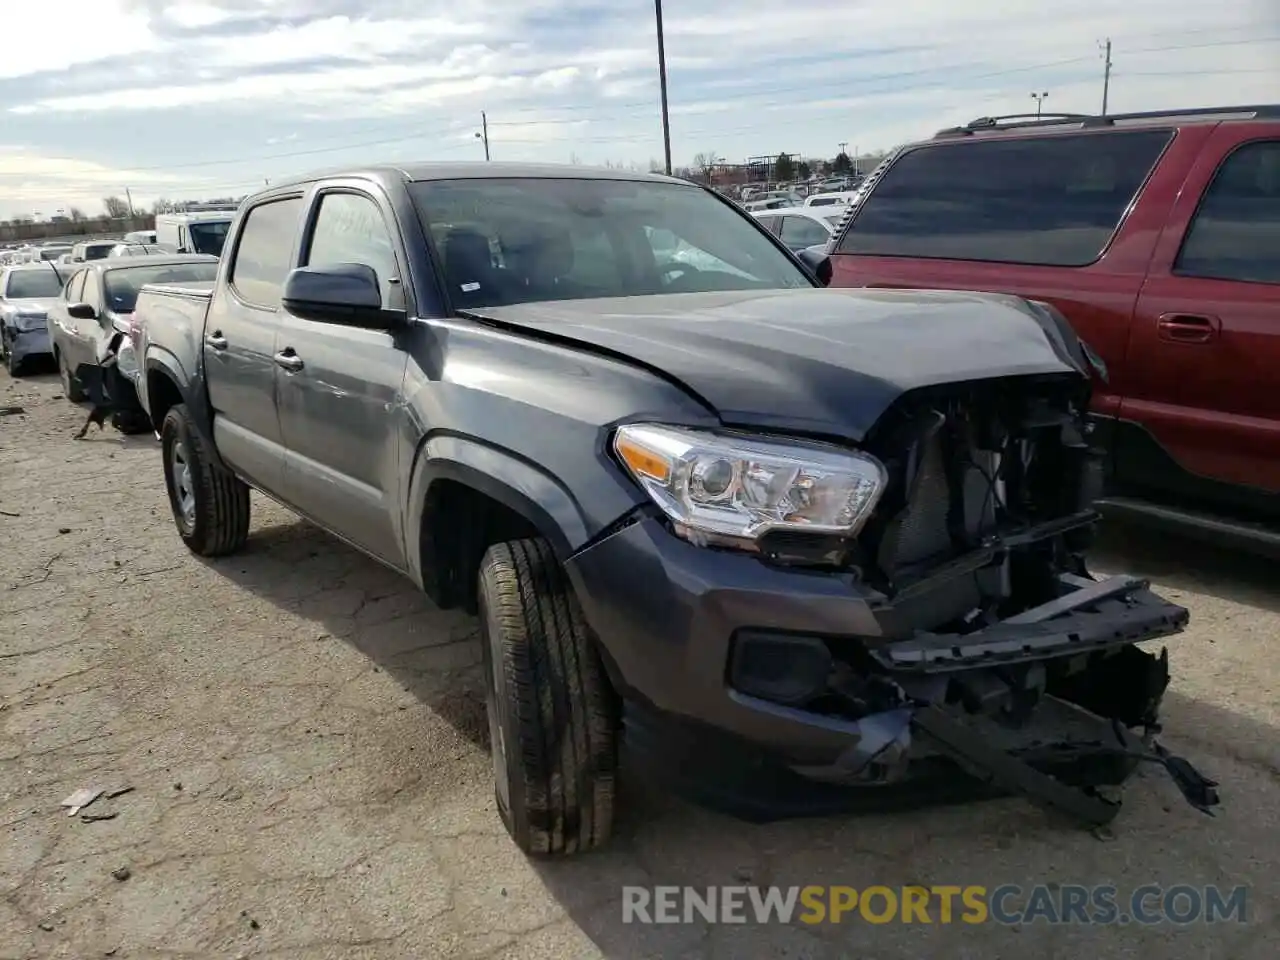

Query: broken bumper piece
625,571,1221,827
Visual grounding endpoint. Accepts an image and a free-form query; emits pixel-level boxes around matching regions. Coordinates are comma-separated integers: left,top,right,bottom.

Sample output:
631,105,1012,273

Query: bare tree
68,206,86,221
568,152,582,165
692,151,719,182
102,196,130,218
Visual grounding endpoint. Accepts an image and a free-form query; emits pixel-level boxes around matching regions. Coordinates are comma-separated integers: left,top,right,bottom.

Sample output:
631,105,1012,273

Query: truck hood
473,288,1090,441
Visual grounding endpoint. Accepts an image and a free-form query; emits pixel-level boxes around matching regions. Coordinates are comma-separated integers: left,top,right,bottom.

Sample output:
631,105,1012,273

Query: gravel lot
2,366,1277,960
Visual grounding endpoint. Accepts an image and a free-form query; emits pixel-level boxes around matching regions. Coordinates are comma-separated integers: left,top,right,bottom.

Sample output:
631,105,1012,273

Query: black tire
58,350,86,402
161,403,250,556
478,538,619,856
5,344,22,377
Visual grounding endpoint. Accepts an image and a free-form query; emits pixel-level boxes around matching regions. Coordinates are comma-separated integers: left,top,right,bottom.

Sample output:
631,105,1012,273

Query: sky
0,0,1277,219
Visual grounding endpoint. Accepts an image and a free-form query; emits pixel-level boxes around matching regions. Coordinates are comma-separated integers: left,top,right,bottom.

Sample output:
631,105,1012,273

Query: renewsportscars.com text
621,884,1248,926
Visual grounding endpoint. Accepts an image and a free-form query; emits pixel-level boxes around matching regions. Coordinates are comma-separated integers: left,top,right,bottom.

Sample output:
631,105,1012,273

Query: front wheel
161,403,250,556
478,538,619,856
4,343,22,377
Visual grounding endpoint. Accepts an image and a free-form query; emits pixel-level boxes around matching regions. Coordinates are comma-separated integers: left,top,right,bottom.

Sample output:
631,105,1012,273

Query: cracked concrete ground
2,365,1278,960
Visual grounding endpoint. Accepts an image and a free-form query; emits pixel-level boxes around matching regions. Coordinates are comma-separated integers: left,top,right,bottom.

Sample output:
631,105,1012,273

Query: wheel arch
144,352,226,470
406,433,591,612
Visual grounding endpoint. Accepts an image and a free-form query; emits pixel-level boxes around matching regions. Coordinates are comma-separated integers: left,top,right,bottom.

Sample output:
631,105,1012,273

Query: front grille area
855,375,1097,623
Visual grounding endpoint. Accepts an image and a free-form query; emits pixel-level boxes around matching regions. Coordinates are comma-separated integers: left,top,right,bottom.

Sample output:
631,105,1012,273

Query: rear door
276,185,410,566
1125,130,1280,504
204,195,305,497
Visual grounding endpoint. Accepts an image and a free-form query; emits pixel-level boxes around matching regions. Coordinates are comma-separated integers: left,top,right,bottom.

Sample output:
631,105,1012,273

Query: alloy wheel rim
170,440,196,530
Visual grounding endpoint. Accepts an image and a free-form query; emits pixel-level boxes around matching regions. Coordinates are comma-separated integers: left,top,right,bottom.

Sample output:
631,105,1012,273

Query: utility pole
124,187,135,217
1100,38,1112,116
1031,91,1049,118
475,111,490,161
654,0,672,175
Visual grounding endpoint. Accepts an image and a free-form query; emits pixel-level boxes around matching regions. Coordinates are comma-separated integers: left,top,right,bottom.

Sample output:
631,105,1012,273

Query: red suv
827,105,1280,550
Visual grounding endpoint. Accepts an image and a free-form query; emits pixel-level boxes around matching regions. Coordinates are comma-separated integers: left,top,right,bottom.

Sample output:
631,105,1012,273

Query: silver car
0,263,67,375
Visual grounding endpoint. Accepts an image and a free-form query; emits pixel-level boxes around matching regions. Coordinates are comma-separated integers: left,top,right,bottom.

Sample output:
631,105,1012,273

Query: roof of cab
257,161,692,194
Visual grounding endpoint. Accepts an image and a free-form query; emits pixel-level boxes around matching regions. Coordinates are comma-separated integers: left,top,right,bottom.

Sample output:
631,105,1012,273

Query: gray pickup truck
135,163,1218,857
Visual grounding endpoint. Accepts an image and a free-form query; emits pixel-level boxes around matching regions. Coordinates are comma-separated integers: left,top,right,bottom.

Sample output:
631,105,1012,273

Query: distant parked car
37,244,72,262
0,262,67,375
70,240,119,263
752,206,845,252
123,229,158,244
108,243,172,257
48,255,218,412
804,191,860,208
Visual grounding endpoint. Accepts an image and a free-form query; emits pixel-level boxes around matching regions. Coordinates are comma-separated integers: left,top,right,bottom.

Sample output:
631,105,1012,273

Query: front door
204,195,305,497
1124,133,1280,505
276,187,410,566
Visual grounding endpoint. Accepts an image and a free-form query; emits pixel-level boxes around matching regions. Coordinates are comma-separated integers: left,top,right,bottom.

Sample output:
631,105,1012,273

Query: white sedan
752,206,846,253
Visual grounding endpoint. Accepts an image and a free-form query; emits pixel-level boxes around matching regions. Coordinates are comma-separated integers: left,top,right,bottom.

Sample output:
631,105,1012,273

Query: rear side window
834,130,1172,266
1176,140,1280,285
230,197,303,307
780,215,830,249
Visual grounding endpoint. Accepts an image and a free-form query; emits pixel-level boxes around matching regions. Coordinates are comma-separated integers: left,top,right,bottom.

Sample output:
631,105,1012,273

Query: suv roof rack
934,104,1280,138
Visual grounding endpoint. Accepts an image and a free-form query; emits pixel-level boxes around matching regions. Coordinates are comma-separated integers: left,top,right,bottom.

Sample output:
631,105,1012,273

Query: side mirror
796,248,833,287
67,302,97,320
282,263,402,329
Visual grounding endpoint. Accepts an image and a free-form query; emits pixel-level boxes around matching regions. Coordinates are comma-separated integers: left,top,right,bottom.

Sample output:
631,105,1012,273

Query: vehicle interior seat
442,227,499,307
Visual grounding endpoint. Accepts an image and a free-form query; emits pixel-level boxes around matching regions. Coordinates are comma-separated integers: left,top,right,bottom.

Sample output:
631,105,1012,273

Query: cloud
0,0,1277,216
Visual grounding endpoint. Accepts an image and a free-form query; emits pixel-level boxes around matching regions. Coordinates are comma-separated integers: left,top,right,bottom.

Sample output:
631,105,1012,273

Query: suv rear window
833,129,1172,267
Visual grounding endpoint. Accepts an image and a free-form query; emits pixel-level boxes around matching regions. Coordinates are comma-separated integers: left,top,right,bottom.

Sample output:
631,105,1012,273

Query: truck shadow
206,515,491,751
210,512,1278,959
530,686,1276,960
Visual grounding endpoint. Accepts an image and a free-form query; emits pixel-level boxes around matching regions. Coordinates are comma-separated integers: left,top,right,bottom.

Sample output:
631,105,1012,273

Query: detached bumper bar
911,703,1220,826
870,573,1189,673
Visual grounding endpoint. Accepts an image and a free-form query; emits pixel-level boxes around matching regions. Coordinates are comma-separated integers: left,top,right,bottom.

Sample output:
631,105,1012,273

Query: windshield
410,177,811,308
4,268,65,299
188,220,231,256
102,261,219,313
39,248,70,261
82,244,114,261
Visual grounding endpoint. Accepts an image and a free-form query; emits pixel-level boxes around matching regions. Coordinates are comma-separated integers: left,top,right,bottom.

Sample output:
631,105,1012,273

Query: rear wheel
161,403,250,556
478,538,619,856
58,351,86,402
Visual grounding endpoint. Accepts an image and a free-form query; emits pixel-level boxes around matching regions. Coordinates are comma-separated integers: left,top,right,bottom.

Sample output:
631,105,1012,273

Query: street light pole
475,111,490,161
654,0,673,175
1031,91,1049,118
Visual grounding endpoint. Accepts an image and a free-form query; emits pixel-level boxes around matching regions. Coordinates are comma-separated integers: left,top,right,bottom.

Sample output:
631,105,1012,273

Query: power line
21,30,1280,198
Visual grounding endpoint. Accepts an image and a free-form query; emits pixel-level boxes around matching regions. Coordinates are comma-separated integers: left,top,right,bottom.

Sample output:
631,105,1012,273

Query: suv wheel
58,351,86,402
160,403,250,556
477,538,619,856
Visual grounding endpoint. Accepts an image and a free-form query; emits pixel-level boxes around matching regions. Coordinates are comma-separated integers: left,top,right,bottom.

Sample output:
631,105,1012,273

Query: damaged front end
729,373,1220,825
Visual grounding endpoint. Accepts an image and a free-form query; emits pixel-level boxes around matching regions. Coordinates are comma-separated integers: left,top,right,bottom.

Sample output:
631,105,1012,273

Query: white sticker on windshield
460,282,481,292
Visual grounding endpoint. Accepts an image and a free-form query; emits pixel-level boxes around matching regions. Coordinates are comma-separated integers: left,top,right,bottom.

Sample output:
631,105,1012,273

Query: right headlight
12,312,45,332
612,423,887,549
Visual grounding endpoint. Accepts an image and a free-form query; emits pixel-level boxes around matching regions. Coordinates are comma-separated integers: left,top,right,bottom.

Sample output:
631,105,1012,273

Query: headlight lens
13,312,45,332
612,423,886,548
